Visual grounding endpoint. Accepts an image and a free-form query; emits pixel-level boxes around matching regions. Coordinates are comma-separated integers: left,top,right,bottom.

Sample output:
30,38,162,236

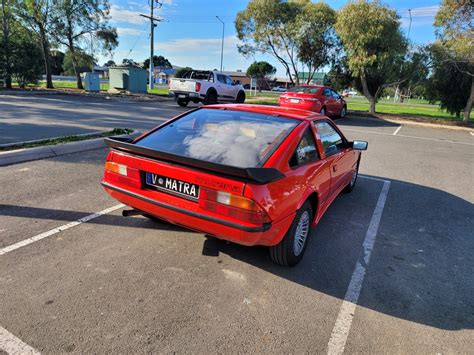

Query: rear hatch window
288,86,321,94
135,108,299,168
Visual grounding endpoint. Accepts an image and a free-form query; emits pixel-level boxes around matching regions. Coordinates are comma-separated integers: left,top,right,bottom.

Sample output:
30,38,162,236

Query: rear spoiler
104,136,285,184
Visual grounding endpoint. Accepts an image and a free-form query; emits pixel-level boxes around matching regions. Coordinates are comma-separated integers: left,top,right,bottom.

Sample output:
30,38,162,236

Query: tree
17,0,56,88
434,0,473,121
122,58,137,66
174,67,192,78
293,2,337,83
246,61,276,91
142,55,172,69
426,44,472,119
335,1,407,114
11,25,43,87
0,0,15,88
103,59,115,67
53,0,118,89
63,48,94,76
236,0,303,84
50,50,65,75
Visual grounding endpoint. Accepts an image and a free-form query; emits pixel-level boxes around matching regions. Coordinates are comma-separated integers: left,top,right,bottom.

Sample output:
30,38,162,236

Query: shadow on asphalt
336,115,400,128
1,175,472,331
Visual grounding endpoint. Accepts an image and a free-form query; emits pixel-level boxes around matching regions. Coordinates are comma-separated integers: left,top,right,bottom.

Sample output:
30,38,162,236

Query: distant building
296,72,327,85
93,65,109,79
152,66,176,84
222,70,251,87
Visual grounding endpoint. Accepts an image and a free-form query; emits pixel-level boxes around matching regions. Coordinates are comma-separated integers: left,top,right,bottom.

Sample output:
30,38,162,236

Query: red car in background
278,85,347,118
102,105,367,266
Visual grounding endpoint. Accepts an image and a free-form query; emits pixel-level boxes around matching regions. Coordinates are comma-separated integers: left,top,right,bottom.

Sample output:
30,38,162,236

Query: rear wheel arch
204,88,218,104
297,190,319,224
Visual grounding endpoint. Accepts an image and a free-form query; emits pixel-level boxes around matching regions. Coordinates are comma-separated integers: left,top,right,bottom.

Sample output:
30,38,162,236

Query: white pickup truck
169,70,246,107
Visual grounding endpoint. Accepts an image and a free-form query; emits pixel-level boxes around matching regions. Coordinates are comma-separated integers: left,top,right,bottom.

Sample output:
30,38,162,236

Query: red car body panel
102,104,360,247
278,85,346,116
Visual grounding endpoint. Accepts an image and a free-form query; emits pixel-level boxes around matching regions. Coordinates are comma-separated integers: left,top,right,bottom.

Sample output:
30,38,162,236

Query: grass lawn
13,80,170,96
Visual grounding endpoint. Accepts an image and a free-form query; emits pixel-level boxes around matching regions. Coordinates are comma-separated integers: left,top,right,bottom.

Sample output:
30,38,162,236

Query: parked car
278,85,347,118
101,104,367,266
272,86,287,92
169,70,245,107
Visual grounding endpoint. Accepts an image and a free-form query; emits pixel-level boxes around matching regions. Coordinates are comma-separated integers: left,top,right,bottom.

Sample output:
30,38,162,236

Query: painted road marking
0,204,125,256
327,180,391,355
470,132,474,136
343,128,474,146
0,326,40,354
392,126,402,136
359,175,389,183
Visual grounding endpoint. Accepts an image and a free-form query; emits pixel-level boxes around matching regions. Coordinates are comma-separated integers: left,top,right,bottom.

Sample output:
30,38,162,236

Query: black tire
339,105,347,118
344,161,359,193
204,89,218,105
320,106,326,116
177,98,188,107
269,201,313,267
236,91,245,103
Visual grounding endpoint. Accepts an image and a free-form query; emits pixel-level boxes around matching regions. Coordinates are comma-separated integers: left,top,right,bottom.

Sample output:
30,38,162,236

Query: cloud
117,27,145,36
157,35,239,55
110,5,147,25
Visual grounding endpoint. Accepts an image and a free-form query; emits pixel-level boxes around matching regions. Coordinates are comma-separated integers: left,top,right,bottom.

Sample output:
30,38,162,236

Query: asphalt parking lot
1,95,473,353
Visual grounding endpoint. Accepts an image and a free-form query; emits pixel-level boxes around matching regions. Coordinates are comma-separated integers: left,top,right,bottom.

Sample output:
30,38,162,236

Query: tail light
104,159,141,188
199,188,270,225
195,82,201,92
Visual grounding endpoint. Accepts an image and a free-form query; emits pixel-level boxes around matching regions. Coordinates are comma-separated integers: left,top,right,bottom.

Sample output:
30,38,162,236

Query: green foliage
236,0,337,84
104,59,115,67
335,0,407,112
434,0,473,64
293,2,337,83
142,55,172,69
426,44,473,118
63,48,94,76
174,67,192,78
122,58,138,66
50,50,65,75
246,61,276,91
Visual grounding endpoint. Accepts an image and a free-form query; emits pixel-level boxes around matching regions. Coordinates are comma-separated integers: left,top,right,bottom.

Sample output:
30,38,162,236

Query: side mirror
352,140,368,150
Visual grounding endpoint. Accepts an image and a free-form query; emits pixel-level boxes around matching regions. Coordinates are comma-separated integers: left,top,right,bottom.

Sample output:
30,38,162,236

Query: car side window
331,90,340,99
314,121,345,156
225,76,234,85
289,128,319,168
322,88,331,97
216,74,226,84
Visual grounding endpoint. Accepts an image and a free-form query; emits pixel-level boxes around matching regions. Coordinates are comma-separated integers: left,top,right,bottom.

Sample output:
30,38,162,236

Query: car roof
205,104,323,121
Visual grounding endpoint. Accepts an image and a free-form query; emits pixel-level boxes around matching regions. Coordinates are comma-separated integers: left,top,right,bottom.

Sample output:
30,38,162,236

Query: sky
99,0,441,77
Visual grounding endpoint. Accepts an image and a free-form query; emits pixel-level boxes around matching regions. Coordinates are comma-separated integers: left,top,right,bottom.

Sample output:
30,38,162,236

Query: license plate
178,94,186,98
290,98,300,103
145,172,199,200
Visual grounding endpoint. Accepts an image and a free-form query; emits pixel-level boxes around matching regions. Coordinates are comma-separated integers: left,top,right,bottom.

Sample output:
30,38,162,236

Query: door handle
333,165,337,172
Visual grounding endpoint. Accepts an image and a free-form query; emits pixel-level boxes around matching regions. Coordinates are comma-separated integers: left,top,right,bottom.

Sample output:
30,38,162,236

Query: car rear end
169,78,202,101
278,85,322,112
101,107,300,246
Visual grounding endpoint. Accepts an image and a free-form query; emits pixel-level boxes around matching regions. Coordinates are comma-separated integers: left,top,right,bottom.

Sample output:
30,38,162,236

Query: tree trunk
360,73,376,114
68,41,83,89
39,26,53,88
463,78,473,122
1,0,12,89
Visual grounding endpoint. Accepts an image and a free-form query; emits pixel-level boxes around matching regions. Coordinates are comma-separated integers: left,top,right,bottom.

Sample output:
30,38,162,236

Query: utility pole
141,0,162,91
216,16,224,72
407,9,412,40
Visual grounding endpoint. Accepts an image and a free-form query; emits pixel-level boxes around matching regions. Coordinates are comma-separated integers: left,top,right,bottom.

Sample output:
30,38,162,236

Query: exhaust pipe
122,209,142,217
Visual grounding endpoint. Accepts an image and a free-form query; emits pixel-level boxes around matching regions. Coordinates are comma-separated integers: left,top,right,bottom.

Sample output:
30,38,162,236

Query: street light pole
216,16,224,72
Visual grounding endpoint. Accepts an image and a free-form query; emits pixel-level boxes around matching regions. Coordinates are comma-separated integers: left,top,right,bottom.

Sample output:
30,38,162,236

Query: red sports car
278,85,347,118
102,105,367,266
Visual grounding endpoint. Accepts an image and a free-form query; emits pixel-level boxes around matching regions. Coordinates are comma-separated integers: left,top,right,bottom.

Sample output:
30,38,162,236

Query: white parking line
343,128,474,146
470,132,474,136
359,175,389,183
0,204,125,256
392,126,402,135
327,180,391,355
0,326,40,354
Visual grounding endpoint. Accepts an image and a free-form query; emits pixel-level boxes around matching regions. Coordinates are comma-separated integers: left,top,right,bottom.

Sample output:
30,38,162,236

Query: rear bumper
278,101,319,111
170,91,203,100
102,182,294,246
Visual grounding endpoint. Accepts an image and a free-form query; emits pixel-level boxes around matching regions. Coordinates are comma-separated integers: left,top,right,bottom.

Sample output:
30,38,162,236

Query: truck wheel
204,90,217,105
236,91,245,103
269,201,312,267
177,98,188,107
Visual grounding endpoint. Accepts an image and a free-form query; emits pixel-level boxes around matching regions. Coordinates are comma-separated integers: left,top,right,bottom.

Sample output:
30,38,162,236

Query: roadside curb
0,130,141,167
349,111,474,132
